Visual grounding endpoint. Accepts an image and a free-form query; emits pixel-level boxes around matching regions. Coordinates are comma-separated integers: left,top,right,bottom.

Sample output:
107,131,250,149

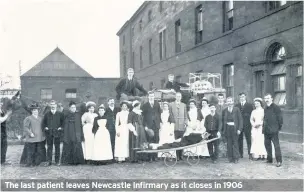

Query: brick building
21,47,119,107
117,1,303,142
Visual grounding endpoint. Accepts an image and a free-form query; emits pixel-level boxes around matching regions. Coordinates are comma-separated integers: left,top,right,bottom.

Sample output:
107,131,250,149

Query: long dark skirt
1,132,8,164
129,131,148,162
20,141,46,166
61,142,85,165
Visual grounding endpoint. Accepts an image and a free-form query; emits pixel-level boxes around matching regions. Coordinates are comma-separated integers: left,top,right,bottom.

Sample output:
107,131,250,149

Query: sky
0,0,144,88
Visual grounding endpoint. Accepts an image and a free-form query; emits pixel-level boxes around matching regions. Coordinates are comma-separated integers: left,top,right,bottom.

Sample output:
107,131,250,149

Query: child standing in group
204,104,221,163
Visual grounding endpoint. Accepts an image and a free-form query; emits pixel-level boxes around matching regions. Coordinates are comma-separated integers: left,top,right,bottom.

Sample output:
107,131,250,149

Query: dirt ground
1,142,303,179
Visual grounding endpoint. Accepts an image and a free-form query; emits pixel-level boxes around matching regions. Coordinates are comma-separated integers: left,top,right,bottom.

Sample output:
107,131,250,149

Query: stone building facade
117,1,303,142
21,47,119,108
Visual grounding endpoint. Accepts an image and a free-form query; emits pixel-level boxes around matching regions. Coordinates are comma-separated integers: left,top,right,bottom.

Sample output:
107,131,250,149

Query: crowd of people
0,68,283,168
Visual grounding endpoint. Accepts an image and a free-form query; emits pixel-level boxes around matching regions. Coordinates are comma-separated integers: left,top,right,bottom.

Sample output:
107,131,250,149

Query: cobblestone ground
1,141,303,179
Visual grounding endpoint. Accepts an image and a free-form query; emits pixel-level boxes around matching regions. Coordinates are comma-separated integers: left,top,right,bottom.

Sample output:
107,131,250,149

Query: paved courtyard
1,141,303,179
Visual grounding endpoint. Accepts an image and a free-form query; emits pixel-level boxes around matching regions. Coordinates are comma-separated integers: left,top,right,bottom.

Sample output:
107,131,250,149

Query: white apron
158,111,176,158
114,111,130,160
81,112,97,160
92,119,113,161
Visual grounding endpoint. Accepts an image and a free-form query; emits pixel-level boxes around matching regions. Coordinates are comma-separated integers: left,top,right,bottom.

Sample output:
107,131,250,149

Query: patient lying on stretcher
148,132,210,150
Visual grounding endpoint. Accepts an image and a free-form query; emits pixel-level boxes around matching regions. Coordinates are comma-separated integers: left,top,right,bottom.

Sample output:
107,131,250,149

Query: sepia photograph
0,0,303,191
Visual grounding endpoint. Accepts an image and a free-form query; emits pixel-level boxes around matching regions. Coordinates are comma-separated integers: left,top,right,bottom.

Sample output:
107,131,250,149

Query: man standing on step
115,68,148,102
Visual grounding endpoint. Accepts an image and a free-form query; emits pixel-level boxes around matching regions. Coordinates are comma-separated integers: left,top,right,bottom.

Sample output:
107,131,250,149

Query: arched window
269,43,287,106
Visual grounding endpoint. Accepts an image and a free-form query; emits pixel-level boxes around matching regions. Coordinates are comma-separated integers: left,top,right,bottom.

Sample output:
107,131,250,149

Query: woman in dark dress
20,103,46,167
61,101,85,165
127,100,148,163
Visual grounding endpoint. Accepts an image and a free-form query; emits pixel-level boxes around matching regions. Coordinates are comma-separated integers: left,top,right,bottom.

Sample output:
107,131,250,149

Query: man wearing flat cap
116,68,148,102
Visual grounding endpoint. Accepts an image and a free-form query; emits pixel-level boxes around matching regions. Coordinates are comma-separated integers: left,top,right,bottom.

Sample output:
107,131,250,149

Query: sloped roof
22,47,93,78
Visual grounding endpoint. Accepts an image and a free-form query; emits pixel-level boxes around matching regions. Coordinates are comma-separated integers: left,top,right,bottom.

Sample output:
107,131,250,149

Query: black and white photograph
0,0,303,191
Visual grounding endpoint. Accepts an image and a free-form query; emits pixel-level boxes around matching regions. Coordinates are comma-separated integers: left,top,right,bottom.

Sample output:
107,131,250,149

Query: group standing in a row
0,67,283,168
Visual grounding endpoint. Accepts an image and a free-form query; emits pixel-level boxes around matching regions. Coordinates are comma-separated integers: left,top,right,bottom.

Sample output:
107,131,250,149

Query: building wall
21,77,119,108
118,1,303,142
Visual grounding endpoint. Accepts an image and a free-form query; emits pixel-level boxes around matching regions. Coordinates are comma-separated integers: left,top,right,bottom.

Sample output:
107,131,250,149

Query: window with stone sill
195,5,203,44
269,43,287,106
272,74,286,106
159,29,166,60
149,39,153,65
66,89,77,99
223,64,234,97
175,19,182,53
223,0,234,32
41,89,52,100
266,1,287,12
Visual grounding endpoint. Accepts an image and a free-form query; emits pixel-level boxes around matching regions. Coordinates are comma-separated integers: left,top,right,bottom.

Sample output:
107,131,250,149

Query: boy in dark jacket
204,103,221,163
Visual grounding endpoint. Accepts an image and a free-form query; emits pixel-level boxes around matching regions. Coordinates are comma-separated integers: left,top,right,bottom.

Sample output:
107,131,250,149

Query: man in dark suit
215,93,227,158
222,97,243,163
165,74,191,104
235,92,254,159
116,68,148,101
263,93,283,167
141,91,161,162
104,98,120,159
42,100,64,166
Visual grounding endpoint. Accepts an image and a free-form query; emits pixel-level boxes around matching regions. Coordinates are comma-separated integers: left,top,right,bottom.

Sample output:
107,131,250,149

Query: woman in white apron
250,98,267,160
114,101,130,163
92,104,113,164
183,100,203,156
81,101,97,164
199,98,210,157
158,102,176,158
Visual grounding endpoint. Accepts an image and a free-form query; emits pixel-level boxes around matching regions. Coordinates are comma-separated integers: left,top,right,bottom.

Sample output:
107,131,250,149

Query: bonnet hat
29,103,39,110
132,100,140,108
98,104,105,109
86,101,96,109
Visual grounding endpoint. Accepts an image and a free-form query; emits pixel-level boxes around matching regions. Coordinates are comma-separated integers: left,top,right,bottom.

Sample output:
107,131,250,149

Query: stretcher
135,137,220,167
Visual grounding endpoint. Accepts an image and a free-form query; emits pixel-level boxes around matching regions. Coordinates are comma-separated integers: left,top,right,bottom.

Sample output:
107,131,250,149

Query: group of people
0,68,283,168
